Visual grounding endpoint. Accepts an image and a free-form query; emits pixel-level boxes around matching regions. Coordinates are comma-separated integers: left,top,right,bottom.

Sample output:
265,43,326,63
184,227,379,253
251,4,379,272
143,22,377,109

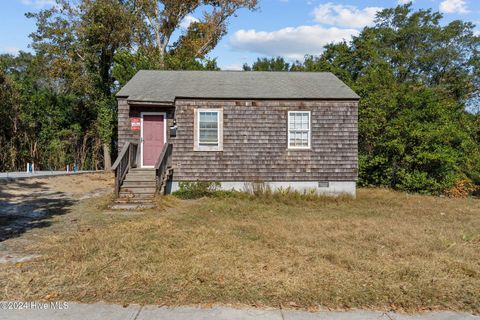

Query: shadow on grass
0,180,75,242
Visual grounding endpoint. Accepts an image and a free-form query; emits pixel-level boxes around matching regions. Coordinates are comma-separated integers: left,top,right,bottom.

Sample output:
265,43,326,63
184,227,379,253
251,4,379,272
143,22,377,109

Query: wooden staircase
120,168,156,196
110,142,173,211
110,169,156,209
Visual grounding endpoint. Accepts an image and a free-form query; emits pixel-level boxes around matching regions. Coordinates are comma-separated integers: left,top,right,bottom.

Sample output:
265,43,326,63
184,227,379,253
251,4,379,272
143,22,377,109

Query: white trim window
288,111,311,149
194,108,223,151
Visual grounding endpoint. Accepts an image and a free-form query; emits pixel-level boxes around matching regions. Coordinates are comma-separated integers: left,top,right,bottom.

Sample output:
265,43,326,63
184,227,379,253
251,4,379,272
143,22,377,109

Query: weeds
0,187,479,312
173,181,222,199
242,183,354,205
174,180,355,205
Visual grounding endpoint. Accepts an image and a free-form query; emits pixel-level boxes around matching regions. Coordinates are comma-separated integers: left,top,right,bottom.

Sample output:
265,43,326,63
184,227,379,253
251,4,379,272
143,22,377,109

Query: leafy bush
444,179,478,198
244,5,480,196
173,181,222,199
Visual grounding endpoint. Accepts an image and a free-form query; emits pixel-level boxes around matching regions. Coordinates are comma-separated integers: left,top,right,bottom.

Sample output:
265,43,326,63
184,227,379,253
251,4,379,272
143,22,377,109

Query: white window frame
287,111,311,149
194,108,223,151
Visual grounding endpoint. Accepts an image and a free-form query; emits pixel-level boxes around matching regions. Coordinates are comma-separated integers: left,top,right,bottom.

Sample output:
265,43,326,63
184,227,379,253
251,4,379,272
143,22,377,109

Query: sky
0,0,479,70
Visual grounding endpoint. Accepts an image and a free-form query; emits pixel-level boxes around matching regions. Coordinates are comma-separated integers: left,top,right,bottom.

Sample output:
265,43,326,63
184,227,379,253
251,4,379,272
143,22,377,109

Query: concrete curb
0,303,478,320
0,171,104,182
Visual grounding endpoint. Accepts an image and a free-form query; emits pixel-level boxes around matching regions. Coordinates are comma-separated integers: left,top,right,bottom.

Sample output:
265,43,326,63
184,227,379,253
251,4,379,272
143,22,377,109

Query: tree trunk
79,133,89,170
154,5,165,69
103,143,111,171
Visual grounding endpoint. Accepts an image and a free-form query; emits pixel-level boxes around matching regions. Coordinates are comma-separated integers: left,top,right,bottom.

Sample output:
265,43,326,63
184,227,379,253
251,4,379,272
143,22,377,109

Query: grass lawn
0,188,479,313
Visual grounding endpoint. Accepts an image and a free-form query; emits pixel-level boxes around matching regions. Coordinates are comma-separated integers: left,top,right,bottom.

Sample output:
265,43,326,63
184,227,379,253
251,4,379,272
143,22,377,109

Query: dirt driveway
0,173,113,262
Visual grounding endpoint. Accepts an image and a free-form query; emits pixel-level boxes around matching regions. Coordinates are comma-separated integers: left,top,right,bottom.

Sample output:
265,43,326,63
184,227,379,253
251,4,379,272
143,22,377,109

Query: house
112,70,359,200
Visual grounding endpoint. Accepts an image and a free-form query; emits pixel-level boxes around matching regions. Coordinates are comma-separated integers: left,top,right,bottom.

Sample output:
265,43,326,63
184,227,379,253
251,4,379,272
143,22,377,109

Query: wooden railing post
154,142,173,194
111,141,139,198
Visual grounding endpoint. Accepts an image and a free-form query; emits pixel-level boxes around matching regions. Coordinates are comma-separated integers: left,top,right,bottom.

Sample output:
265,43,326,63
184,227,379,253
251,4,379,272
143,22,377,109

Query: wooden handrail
154,142,170,170
112,143,129,170
112,141,138,197
155,142,173,194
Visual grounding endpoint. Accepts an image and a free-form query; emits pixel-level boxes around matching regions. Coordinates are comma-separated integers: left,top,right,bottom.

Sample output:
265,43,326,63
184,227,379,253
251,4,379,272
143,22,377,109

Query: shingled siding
171,99,358,182
117,98,130,151
117,98,175,152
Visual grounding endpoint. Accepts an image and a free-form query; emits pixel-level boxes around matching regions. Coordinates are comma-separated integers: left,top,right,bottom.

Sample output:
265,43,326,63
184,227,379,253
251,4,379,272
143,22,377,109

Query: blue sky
1,0,479,70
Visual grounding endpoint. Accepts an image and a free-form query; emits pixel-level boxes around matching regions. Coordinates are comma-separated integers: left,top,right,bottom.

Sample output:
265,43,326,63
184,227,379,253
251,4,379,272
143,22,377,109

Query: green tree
113,0,254,84
0,67,22,171
132,0,258,68
27,0,136,170
24,0,257,171
315,4,480,194
0,52,83,171
246,4,480,195
243,57,291,71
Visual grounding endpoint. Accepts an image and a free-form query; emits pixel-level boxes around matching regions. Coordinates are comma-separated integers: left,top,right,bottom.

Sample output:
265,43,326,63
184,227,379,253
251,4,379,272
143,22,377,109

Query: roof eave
173,96,360,101
121,97,360,103
127,99,174,106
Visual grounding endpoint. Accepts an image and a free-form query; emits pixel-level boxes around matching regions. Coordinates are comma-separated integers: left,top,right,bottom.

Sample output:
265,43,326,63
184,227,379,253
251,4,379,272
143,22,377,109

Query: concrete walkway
0,171,100,181
1,303,478,320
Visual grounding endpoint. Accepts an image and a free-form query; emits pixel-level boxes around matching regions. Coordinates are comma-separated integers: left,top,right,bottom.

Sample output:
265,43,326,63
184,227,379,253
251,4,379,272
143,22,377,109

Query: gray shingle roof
116,70,359,102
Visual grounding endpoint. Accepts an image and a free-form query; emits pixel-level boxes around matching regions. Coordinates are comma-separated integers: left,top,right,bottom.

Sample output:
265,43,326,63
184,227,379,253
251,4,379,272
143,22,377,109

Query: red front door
142,114,165,167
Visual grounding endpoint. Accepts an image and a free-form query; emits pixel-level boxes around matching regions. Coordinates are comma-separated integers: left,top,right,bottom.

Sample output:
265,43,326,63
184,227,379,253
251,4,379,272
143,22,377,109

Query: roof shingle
116,70,359,102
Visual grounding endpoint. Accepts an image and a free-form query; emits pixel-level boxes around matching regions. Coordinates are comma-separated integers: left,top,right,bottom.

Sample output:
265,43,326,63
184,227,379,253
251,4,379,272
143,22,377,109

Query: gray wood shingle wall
117,98,131,151
172,99,358,182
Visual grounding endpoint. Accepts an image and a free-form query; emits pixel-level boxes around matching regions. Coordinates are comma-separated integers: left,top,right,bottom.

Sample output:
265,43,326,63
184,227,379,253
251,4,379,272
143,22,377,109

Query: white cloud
230,25,359,60
2,47,20,55
312,3,383,28
397,0,413,4
20,0,56,8
180,15,199,29
439,0,469,14
221,63,244,71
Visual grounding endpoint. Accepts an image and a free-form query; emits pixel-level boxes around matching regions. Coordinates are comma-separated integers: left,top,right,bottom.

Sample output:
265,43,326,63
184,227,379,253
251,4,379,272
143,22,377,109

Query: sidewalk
1,303,478,320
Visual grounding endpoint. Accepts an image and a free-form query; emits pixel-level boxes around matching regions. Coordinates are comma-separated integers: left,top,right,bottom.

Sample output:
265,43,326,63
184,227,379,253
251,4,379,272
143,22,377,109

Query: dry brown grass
0,188,479,313
0,173,113,200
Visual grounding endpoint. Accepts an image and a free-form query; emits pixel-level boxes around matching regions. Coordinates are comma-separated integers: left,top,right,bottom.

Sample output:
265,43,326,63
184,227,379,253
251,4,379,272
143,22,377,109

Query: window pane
293,114,299,129
292,132,297,146
294,116,303,130
302,113,309,130
288,111,310,148
199,112,217,123
199,129,217,139
302,132,308,146
289,113,295,129
199,111,218,145
289,112,309,130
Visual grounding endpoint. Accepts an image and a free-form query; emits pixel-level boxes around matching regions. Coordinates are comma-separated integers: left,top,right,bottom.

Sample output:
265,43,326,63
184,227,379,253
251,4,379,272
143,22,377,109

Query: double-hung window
195,108,223,151
288,111,311,149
